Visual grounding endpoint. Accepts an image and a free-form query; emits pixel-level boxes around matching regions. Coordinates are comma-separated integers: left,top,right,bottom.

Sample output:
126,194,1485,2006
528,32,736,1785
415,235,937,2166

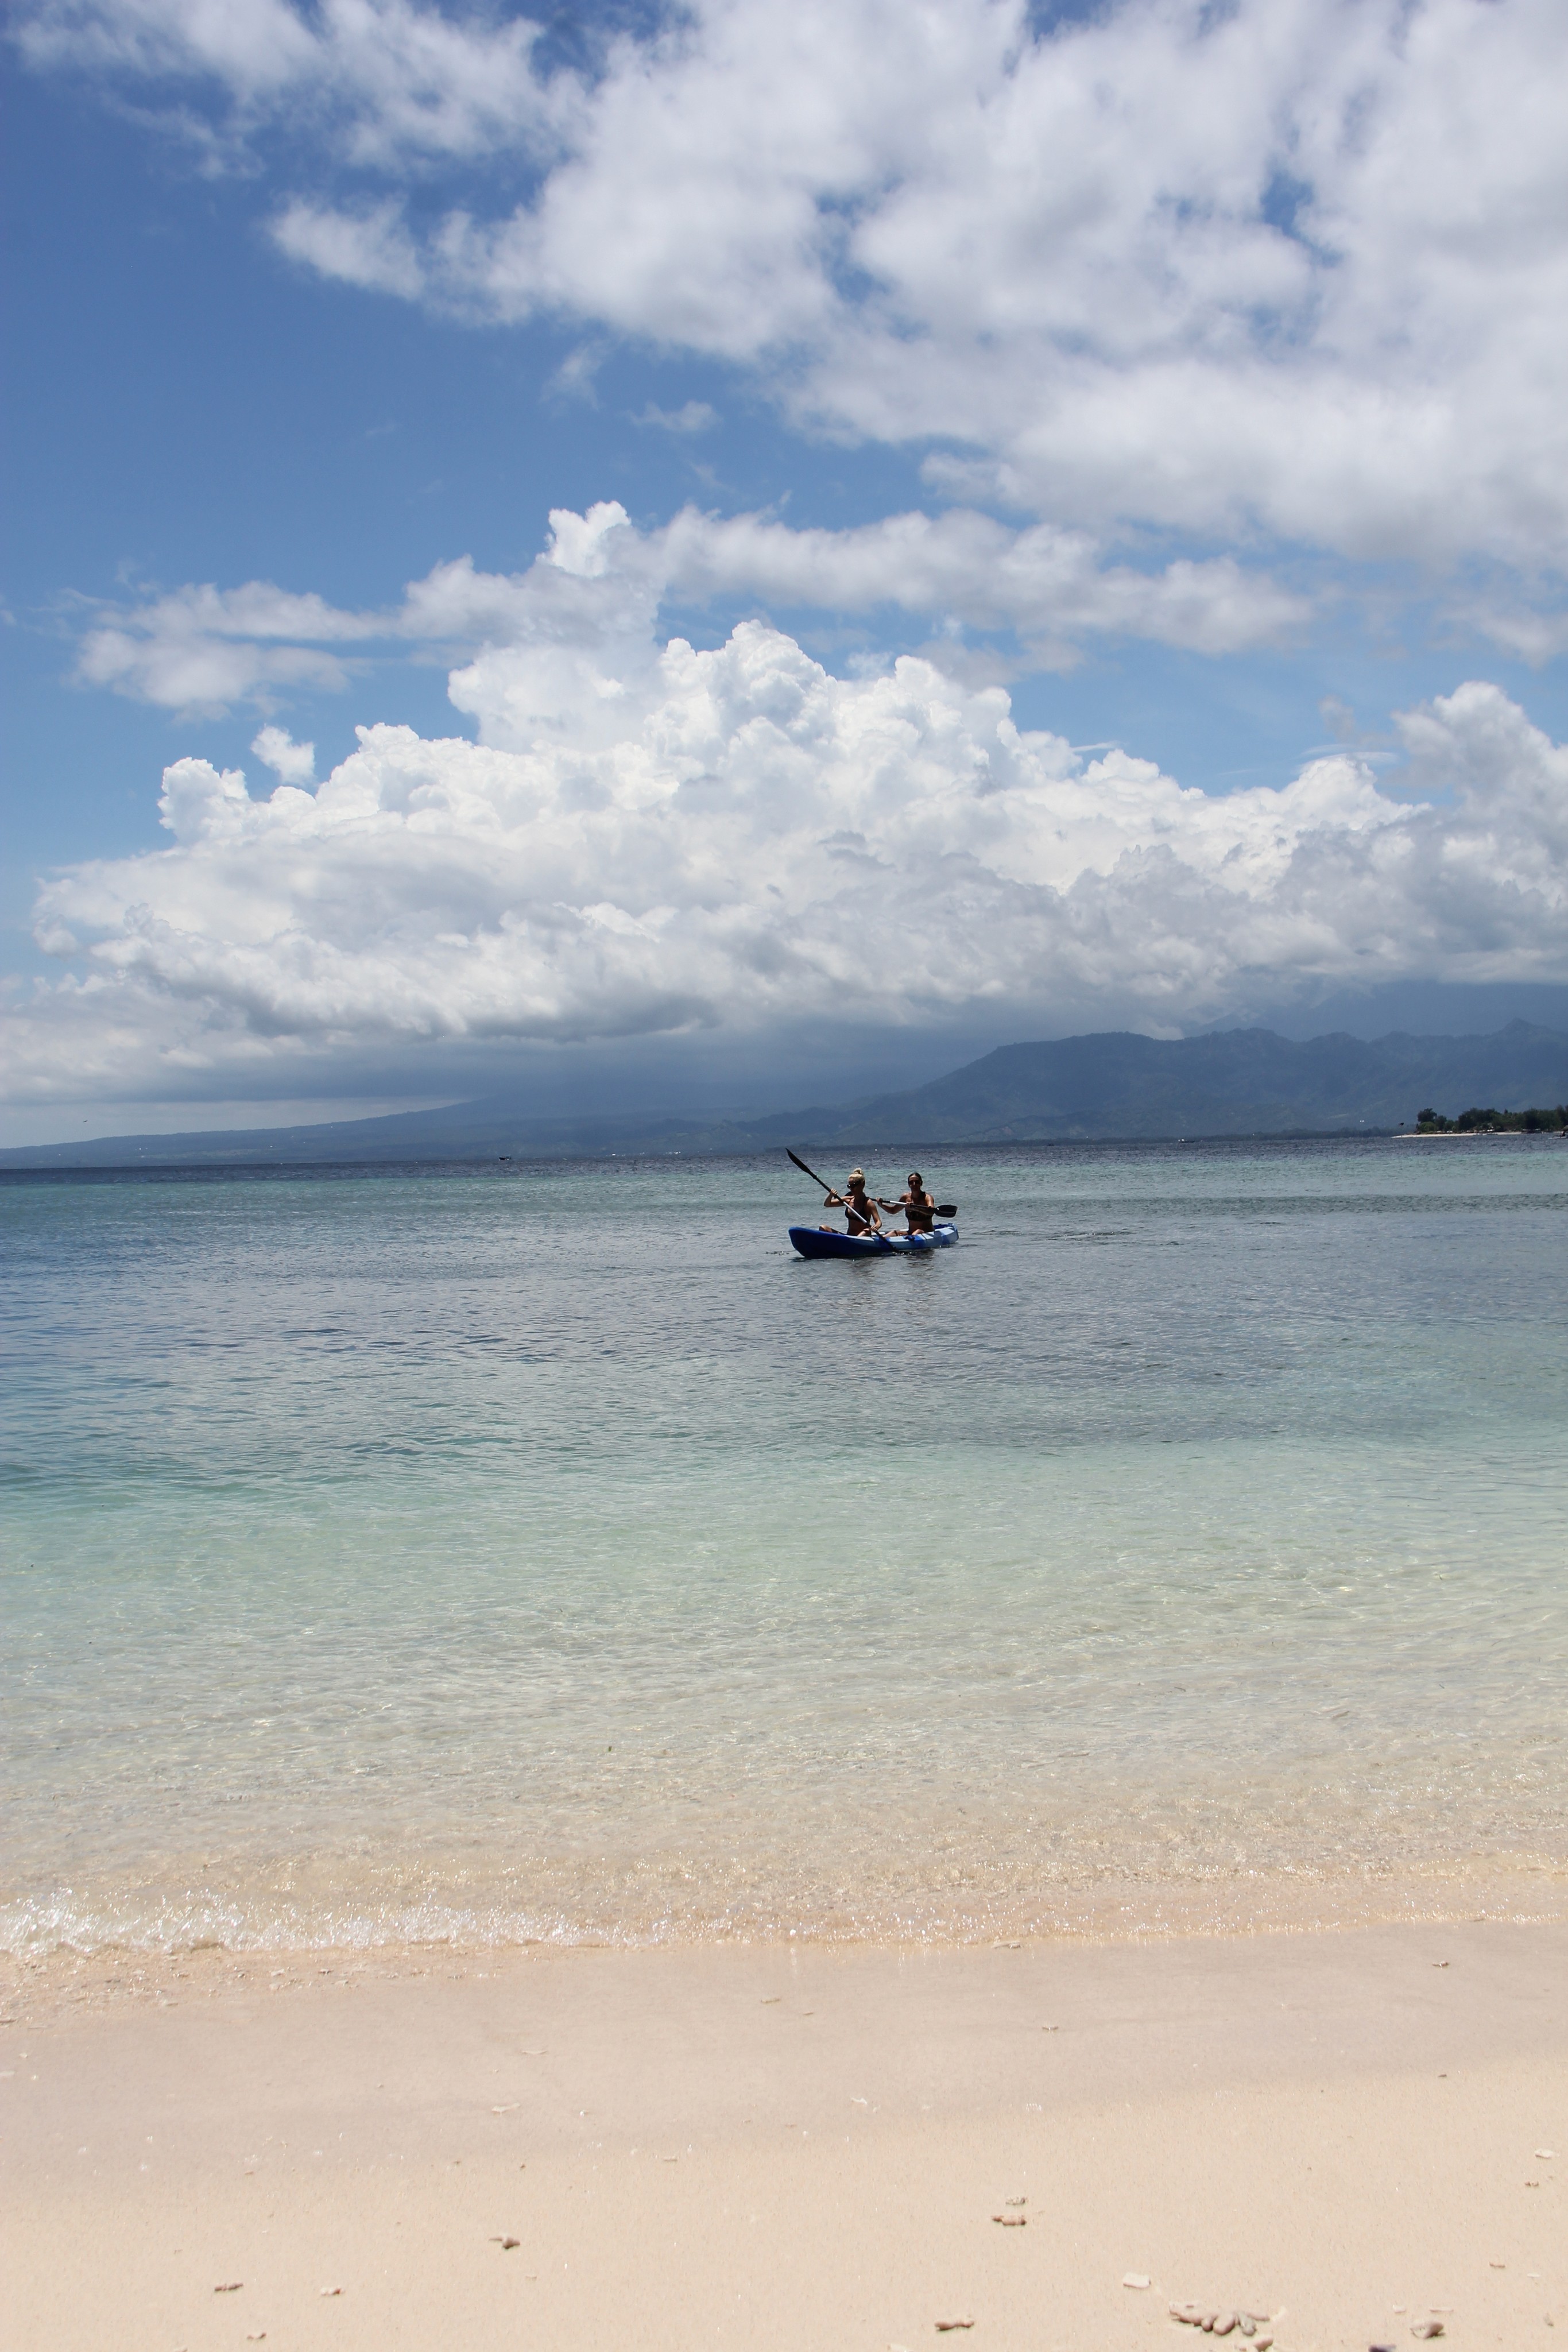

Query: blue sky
4,0,1567,1140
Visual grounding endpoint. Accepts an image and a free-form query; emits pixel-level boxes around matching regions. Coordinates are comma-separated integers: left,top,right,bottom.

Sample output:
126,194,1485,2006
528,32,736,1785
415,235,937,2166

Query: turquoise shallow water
2,1138,1566,1954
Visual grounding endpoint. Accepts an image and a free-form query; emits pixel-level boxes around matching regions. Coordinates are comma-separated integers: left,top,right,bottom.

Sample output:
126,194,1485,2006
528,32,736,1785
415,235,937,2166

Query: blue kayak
789,1222,958,1259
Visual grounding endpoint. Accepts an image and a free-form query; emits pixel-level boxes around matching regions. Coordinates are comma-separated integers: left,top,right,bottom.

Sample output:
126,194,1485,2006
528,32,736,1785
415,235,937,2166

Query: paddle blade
787,1147,833,1193
935,1204,958,1218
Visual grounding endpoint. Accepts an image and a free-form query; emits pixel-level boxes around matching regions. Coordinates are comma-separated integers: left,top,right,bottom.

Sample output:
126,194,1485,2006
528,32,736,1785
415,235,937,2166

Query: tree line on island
1414,1104,1568,1132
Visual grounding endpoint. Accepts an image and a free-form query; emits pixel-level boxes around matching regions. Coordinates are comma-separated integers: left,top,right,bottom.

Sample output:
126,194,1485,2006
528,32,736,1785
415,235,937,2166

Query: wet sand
3,1920,1564,2352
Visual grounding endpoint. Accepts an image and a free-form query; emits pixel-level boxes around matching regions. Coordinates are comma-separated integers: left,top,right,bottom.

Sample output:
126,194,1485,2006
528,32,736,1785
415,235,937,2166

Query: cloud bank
11,585,1568,1105
10,2,1567,1116
18,0,1568,595
73,500,1309,717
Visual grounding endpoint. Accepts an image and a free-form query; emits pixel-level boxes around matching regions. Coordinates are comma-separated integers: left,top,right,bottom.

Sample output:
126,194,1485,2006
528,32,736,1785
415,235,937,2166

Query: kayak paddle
787,1149,957,1219
787,1147,836,1194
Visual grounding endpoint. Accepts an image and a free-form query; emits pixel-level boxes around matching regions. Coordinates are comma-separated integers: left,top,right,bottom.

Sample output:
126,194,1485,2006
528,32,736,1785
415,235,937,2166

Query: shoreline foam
7,1855,1568,2029
7,1847,1567,1976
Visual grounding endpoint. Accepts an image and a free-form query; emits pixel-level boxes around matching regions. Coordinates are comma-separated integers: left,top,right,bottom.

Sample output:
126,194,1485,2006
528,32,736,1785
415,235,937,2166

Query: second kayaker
880,1171,937,1235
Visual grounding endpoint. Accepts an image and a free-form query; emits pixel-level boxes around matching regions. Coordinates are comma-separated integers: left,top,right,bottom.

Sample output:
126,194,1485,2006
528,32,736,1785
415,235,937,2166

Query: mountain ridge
3,1020,1567,1167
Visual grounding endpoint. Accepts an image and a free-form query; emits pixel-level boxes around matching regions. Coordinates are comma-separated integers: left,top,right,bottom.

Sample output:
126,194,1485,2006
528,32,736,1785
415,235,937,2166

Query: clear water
3,1138,1566,1955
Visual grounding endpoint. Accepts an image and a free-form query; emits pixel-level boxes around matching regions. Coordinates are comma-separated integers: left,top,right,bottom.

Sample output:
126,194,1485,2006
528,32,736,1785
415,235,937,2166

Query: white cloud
76,626,351,713
1448,600,1568,668
74,579,378,712
272,198,423,298
251,724,315,783
634,400,719,435
21,0,1568,595
13,0,1566,1116
67,500,1310,715
14,0,574,165
8,608,1566,1106
649,506,1310,666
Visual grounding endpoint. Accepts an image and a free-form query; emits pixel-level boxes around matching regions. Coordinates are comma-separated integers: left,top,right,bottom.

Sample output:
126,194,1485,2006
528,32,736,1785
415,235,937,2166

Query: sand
3,1920,1564,2352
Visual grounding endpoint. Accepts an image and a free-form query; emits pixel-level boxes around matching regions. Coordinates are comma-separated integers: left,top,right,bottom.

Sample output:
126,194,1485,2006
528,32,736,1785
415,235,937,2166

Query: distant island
1412,1104,1567,1134
5,1018,1568,1167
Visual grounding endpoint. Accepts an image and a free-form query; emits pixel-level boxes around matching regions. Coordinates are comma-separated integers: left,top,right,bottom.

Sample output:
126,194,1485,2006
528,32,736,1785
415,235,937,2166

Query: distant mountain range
812,1020,1568,1148
4,1020,1567,1167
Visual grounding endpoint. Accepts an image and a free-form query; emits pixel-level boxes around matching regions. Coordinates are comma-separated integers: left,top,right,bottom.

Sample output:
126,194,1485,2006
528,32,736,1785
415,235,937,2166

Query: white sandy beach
5,1918,1564,2352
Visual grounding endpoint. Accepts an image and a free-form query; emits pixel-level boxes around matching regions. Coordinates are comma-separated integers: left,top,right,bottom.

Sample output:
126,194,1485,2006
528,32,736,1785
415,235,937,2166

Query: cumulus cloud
68,500,1310,715
8,601,1567,1107
12,0,1565,1120
648,506,1311,667
251,724,315,783
18,0,1568,598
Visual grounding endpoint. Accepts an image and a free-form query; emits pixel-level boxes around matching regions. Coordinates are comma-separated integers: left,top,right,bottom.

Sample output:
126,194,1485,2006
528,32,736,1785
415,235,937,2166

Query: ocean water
3,1138,1566,1957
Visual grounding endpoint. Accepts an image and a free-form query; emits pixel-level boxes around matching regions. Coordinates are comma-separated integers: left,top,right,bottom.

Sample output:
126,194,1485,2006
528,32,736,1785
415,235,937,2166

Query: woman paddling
879,1171,936,1236
822,1169,883,1236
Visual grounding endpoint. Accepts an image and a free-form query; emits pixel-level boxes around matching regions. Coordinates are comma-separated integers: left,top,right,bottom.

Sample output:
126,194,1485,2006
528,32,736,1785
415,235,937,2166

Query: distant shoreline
5,1017,1564,1167
0,1127,1494,1176
11,1124,1568,1175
